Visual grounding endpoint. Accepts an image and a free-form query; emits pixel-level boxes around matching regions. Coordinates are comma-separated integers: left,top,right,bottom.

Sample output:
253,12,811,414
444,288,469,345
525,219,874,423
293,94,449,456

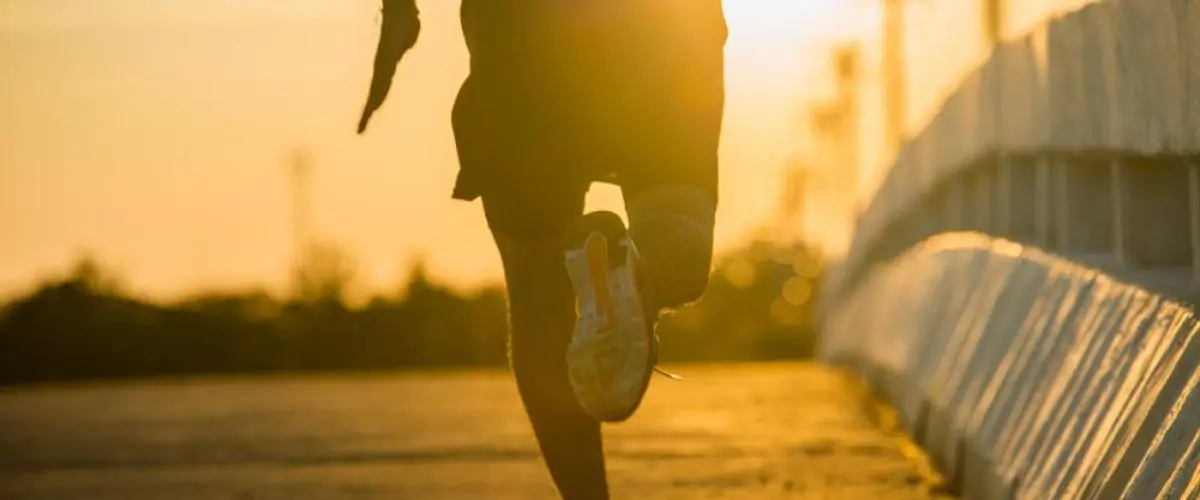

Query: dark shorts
450,3,727,237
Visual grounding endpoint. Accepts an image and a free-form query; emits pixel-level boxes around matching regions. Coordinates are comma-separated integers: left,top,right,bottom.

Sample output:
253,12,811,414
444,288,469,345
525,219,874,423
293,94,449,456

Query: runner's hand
358,0,421,134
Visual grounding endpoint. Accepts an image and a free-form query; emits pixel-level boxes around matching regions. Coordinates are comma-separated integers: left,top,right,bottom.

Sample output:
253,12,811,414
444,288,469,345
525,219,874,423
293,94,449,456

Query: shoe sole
565,210,657,423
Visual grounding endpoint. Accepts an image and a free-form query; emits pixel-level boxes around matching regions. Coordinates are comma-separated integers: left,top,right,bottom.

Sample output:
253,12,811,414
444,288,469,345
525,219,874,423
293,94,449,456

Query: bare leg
493,232,609,499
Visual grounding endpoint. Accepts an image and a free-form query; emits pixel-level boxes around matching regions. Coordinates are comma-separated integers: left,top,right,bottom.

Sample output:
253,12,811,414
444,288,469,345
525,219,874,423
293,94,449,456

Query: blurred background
0,0,1104,498
0,0,1091,382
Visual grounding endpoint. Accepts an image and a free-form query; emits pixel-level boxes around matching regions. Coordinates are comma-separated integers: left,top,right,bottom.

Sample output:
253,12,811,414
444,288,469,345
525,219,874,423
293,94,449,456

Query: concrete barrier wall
819,0,1199,497
820,232,1199,499
824,0,1200,308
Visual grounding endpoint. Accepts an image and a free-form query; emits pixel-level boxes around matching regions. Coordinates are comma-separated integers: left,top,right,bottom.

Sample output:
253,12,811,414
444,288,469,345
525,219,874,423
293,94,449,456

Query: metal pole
290,149,314,286
882,0,906,158
835,45,862,216
982,0,1005,48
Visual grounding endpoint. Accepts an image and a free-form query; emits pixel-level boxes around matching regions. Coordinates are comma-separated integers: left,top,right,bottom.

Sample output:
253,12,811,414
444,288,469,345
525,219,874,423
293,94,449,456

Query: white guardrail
818,1,1200,498
824,0,1200,307
821,233,1198,499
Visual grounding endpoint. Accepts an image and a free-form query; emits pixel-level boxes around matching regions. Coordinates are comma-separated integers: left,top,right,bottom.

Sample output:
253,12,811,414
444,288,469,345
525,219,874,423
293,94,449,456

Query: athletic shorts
450,1,727,237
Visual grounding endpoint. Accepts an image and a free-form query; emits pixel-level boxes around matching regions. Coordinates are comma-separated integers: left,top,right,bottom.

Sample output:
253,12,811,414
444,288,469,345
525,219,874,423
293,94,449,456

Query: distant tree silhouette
0,240,823,386
293,242,357,305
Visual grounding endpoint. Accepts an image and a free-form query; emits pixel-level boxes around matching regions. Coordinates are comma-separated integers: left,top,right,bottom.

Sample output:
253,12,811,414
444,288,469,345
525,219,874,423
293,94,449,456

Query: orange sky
0,0,1087,300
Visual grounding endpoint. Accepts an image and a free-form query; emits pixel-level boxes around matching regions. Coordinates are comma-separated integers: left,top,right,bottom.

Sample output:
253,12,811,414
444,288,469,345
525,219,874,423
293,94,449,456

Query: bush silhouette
0,240,822,385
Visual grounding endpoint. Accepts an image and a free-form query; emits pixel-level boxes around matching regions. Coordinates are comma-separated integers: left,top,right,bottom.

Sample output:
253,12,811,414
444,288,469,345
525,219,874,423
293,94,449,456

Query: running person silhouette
359,1,726,497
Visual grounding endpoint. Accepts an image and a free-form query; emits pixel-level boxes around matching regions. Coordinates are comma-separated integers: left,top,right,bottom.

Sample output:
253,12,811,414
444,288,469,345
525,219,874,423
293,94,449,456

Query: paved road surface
0,362,951,499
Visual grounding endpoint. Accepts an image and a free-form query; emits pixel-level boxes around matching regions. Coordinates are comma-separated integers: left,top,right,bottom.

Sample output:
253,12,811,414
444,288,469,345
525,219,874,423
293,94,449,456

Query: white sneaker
563,211,658,422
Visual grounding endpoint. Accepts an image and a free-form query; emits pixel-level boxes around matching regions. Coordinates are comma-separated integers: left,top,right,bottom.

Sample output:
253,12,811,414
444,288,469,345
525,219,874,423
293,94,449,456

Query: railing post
911,195,939,244
944,178,966,232
1189,159,1200,284
1035,155,1055,249
997,154,1012,238
972,161,994,234
997,153,1038,244
1056,155,1113,256
1054,157,1071,252
1112,158,1132,267
1114,156,1192,270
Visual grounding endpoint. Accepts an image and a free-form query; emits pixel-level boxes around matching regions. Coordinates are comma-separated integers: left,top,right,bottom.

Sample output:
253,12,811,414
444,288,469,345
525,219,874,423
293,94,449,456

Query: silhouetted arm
358,0,421,134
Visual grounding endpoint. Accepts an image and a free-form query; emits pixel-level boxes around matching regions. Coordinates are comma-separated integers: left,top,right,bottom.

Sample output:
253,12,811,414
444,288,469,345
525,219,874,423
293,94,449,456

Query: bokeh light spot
723,258,756,289
782,276,812,306
793,254,823,279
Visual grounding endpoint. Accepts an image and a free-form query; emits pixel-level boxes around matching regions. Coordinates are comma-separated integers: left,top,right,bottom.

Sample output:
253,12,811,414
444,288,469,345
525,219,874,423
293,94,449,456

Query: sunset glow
0,0,1088,299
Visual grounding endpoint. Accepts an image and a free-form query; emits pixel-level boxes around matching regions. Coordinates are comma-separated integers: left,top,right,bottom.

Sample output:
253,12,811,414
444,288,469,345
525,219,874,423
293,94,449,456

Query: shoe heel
584,232,616,329
564,211,628,266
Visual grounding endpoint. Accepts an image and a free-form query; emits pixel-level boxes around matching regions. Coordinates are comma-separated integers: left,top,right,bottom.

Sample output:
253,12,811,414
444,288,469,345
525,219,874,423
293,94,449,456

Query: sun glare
0,0,878,297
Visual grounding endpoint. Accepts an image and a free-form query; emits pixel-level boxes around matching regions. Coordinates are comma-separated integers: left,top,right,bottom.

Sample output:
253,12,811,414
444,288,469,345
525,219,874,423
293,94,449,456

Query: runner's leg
483,181,610,500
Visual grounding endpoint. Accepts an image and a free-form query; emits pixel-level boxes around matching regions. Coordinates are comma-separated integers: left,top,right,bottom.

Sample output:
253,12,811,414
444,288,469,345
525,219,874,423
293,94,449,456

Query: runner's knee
627,185,716,306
